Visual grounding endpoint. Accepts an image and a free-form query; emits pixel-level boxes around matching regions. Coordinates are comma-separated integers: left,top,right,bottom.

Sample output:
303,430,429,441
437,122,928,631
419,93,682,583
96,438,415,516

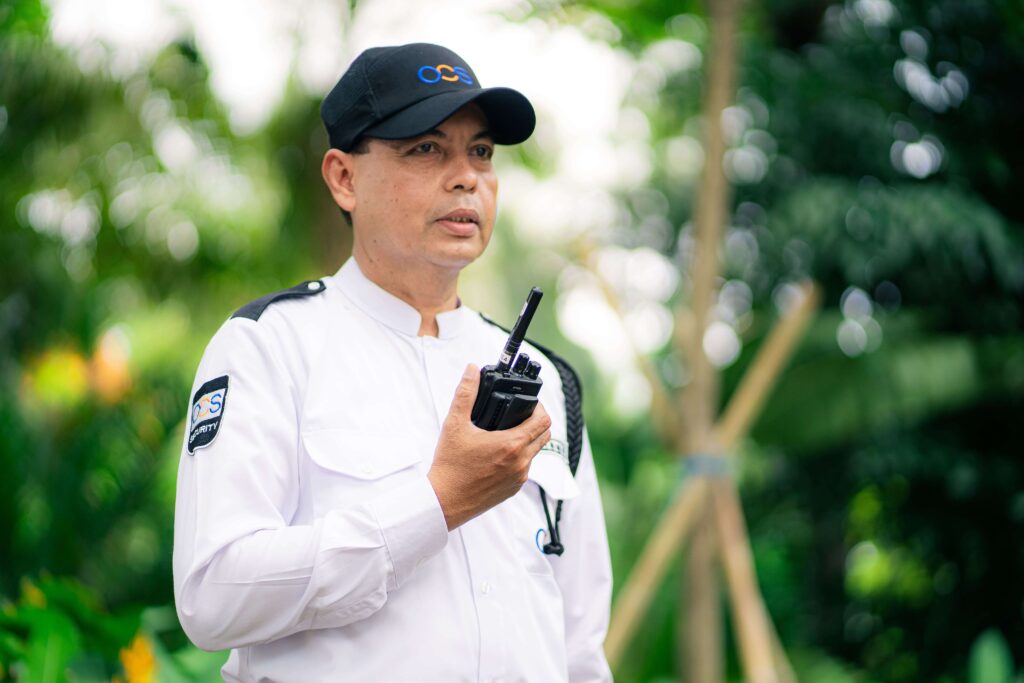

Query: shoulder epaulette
232,280,326,321
479,312,584,477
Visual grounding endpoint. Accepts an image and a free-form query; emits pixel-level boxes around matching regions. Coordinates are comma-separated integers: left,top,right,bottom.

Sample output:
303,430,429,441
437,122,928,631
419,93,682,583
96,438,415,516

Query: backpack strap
478,313,584,476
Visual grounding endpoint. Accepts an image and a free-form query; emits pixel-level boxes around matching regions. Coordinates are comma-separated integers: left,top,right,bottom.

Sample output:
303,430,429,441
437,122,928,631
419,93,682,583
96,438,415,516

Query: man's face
345,104,498,272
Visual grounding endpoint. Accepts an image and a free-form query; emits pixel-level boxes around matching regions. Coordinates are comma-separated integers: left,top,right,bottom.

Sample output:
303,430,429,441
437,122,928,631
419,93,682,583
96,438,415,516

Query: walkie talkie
471,288,544,430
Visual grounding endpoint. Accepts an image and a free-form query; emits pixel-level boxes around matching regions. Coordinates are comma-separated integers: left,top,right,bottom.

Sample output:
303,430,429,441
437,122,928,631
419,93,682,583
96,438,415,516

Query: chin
429,234,488,266
428,243,485,270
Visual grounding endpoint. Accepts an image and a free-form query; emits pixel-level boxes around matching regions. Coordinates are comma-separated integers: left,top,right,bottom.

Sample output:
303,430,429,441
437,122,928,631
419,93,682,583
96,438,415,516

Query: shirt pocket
301,429,424,517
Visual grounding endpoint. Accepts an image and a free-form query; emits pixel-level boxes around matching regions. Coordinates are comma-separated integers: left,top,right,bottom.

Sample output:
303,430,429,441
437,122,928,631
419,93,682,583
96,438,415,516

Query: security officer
173,43,613,682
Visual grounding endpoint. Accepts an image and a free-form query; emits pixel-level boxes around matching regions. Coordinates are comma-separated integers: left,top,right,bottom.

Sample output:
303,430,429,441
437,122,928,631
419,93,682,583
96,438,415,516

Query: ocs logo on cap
417,63,474,85
188,375,228,454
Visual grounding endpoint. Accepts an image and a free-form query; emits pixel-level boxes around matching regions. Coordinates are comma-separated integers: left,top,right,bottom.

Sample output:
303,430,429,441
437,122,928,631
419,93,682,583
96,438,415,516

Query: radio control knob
525,360,541,379
512,353,530,374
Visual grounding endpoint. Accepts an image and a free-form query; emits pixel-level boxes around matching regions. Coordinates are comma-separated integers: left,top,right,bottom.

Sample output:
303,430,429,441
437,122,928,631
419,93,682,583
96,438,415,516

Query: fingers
512,402,551,446
528,425,552,452
528,402,551,438
447,364,480,419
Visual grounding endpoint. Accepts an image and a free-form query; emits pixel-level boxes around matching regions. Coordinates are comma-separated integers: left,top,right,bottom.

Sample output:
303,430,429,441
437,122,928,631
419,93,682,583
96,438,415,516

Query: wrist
427,469,460,531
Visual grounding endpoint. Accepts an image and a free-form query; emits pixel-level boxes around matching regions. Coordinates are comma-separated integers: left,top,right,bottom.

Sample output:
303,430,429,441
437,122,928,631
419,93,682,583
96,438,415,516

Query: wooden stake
712,479,778,683
771,618,798,683
683,506,723,683
680,0,744,677
712,281,820,448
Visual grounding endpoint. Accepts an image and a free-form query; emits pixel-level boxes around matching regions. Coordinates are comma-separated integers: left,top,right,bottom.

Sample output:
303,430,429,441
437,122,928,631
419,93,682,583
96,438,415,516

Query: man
173,43,613,682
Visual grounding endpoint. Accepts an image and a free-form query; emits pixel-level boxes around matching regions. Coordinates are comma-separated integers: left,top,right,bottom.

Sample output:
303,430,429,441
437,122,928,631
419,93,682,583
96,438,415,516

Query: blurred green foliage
1,0,1023,680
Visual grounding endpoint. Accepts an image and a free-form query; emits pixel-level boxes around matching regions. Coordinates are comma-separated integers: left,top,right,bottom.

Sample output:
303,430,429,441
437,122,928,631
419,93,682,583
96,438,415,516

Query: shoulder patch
232,280,326,321
479,312,584,476
188,375,228,454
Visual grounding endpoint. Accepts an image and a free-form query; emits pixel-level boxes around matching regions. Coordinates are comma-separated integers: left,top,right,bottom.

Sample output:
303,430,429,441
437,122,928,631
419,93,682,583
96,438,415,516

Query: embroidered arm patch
540,437,569,467
188,375,228,454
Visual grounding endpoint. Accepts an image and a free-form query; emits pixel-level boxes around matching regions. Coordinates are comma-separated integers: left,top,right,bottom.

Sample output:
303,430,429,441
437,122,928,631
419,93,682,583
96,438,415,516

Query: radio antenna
496,287,543,371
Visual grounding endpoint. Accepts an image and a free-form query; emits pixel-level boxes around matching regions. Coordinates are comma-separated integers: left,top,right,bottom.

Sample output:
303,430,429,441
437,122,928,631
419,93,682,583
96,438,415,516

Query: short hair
339,136,370,227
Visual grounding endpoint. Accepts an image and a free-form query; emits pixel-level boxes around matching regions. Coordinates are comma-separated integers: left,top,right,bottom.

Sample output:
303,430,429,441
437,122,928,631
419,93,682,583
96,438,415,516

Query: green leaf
968,629,1014,683
143,628,215,683
22,608,81,683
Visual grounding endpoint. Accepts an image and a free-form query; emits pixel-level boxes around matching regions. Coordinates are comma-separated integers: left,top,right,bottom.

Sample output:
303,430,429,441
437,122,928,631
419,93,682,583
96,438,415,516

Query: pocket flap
527,450,580,500
302,429,422,480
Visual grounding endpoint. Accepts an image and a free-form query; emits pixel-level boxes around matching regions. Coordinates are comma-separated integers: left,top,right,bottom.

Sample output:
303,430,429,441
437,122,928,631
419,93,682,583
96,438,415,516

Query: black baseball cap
320,43,536,152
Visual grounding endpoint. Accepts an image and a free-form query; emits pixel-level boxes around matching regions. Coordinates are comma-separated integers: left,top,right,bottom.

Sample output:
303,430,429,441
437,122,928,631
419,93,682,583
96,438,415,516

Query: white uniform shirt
173,258,613,682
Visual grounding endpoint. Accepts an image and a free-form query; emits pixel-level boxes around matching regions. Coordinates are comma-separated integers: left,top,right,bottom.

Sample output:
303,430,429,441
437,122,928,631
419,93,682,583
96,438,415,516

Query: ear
321,148,357,213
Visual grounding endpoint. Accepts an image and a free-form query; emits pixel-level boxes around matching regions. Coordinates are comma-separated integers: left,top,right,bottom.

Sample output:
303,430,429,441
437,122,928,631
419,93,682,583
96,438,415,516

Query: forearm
175,478,448,651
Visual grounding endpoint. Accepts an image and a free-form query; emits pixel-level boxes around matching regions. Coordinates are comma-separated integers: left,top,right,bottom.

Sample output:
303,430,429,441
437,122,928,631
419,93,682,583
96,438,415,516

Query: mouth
435,208,480,236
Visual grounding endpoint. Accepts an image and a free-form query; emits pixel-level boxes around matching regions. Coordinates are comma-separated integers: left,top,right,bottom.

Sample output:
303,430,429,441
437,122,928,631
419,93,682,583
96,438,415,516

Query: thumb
448,363,480,418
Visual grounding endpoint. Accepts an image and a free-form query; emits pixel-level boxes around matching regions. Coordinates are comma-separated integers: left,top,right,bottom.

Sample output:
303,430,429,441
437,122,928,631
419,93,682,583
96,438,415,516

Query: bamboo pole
684,504,723,683
681,0,743,449
679,0,744,677
604,281,822,670
771,617,799,683
712,479,778,683
702,285,820,683
605,478,708,667
712,281,820,448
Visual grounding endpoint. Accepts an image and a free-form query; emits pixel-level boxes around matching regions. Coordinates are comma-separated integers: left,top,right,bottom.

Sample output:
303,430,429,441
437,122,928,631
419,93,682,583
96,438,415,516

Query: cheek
366,178,413,226
483,174,499,215
384,173,433,214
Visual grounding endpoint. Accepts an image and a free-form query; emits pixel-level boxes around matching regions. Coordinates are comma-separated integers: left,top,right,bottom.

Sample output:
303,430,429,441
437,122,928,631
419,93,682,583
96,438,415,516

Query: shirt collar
331,257,471,340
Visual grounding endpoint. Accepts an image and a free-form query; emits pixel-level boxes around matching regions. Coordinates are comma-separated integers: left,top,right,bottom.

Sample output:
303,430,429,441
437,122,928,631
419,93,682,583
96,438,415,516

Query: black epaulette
232,280,326,321
479,312,584,477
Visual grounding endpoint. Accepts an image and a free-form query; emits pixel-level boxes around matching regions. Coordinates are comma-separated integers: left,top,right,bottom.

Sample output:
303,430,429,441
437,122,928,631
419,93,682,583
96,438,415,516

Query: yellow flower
119,633,157,683
20,578,46,608
21,346,90,412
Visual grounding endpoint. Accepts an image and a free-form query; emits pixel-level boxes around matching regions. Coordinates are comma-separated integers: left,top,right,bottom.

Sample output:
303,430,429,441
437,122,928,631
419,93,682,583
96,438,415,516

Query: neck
352,245,460,337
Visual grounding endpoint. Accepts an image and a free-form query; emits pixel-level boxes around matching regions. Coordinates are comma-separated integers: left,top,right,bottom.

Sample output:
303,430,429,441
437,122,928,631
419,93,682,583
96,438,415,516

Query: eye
471,144,493,160
410,141,438,155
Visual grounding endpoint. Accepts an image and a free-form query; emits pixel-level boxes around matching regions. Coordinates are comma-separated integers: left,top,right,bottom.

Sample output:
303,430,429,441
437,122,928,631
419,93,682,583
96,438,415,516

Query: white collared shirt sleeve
552,426,614,682
173,317,449,651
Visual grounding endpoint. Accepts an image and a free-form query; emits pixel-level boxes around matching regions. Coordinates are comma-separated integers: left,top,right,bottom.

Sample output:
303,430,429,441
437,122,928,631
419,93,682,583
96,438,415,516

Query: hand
427,363,552,530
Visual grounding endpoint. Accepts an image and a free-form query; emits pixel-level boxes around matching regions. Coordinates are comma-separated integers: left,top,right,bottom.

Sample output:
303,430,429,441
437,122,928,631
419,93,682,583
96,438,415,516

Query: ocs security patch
188,375,228,454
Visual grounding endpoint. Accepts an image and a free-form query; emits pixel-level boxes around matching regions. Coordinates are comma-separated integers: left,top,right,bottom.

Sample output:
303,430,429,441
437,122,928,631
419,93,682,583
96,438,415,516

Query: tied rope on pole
682,453,732,480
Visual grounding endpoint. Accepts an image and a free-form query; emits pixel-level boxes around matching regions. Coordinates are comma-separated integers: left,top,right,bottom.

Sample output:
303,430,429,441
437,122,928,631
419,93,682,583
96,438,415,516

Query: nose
444,154,478,193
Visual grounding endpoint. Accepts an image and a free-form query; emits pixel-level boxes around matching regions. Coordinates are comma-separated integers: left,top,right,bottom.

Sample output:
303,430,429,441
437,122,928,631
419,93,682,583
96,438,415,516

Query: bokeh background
2,0,1023,680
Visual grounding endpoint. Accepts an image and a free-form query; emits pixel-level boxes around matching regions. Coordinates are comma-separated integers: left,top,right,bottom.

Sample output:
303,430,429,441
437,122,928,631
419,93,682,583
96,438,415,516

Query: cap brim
362,87,535,145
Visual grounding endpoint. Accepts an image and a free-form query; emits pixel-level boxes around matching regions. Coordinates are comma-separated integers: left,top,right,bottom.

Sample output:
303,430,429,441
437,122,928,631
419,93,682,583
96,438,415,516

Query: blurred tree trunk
679,0,743,680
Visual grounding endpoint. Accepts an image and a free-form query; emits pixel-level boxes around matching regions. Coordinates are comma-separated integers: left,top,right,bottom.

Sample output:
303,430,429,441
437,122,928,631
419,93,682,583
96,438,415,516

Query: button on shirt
173,258,613,682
